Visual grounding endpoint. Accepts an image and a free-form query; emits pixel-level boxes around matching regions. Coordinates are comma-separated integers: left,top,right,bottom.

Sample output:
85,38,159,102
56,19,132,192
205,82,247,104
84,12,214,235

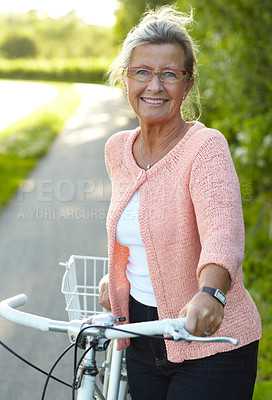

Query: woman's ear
122,71,128,95
183,77,194,101
186,77,194,94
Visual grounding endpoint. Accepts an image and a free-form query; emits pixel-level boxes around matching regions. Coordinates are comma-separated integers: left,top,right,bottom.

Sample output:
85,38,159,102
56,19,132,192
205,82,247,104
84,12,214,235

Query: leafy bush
173,0,272,381
1,35,37,59
0,58,112,83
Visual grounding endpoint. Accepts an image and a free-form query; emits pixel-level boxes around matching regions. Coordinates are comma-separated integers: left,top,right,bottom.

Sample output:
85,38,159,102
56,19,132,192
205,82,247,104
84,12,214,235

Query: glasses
124,67,190,83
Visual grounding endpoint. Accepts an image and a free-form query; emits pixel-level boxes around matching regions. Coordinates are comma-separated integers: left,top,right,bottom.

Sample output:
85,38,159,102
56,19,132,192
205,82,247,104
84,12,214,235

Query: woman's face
123,43,193,126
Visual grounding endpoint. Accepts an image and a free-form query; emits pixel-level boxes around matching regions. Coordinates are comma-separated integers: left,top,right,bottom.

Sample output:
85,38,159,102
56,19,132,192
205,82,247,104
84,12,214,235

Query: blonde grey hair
107,6,201,119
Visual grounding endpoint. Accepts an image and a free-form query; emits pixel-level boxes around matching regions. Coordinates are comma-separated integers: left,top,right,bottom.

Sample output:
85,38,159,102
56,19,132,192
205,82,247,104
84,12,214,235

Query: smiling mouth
141,98,167,105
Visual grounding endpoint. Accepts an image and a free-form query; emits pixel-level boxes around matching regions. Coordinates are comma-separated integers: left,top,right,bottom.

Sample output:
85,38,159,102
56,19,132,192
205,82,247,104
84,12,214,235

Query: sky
0,0,117,26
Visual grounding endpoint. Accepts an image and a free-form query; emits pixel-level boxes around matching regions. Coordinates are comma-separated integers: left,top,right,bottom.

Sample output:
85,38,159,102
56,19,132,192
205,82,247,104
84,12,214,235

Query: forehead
130,43,185,68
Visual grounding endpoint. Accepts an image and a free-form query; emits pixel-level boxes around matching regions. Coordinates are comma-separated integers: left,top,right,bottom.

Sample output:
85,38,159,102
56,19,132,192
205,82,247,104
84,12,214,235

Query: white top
115,190,157,307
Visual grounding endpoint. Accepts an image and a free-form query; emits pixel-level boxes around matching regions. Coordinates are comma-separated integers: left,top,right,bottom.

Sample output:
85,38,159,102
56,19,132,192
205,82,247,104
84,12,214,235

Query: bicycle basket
60,255,108,321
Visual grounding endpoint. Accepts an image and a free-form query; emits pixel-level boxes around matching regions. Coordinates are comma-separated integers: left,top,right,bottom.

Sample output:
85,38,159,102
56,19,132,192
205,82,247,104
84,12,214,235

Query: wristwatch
199,286,227,307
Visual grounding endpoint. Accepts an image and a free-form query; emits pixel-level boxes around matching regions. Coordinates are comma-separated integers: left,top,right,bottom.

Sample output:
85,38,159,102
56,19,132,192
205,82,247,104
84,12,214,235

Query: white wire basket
60,255,108,321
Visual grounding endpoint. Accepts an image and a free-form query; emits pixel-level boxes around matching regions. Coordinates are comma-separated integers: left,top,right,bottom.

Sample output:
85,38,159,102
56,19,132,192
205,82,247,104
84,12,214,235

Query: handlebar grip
0,294,51,332
4,294,28,309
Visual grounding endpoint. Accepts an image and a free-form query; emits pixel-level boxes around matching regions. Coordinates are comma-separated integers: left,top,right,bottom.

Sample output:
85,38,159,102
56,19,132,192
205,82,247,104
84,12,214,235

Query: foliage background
0,0,271,383
114,0,272,382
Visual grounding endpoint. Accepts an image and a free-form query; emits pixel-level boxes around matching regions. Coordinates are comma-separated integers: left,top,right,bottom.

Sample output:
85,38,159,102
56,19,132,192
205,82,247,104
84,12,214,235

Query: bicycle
0,255,239,400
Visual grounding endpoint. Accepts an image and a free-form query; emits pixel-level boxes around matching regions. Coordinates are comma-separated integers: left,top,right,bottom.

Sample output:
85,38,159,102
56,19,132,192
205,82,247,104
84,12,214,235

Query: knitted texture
105,121,261,362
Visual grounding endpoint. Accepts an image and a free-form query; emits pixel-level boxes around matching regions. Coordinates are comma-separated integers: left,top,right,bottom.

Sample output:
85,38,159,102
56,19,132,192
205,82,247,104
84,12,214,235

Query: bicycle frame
75,337,127,400
0,294,238,400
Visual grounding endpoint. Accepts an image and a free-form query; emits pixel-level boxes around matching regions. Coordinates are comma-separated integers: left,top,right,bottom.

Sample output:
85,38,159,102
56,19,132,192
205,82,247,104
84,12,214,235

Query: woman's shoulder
184,121,230,162
105,127,140,151
189,121,228,146
105,127,140,171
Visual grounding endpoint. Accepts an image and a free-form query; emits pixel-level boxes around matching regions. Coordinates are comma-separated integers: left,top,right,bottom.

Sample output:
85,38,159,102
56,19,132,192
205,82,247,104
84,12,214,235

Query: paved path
0,83,137,399
0,80,58,131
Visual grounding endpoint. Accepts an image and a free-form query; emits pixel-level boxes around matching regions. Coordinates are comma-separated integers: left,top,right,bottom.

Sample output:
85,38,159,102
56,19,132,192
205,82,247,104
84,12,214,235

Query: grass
253,381,272,400
0,81,82,210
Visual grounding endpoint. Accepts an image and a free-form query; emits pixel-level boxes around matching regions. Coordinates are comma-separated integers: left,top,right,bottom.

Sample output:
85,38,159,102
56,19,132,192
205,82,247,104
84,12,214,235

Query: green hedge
0,58,113,84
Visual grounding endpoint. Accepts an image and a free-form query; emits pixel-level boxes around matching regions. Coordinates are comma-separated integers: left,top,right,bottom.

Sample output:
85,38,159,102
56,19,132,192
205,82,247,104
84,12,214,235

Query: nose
147,73,163,92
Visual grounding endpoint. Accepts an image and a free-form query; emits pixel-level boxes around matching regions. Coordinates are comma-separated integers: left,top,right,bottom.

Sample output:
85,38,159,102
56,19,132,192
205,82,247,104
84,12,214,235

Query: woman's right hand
99,277,111,310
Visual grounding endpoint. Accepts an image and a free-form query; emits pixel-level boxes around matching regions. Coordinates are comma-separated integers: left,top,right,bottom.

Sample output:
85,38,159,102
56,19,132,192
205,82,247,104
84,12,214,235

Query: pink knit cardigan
105,121,261,362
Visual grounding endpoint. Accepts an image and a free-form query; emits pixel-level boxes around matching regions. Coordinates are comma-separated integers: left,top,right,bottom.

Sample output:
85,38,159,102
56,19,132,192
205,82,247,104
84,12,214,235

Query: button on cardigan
105,121,261,363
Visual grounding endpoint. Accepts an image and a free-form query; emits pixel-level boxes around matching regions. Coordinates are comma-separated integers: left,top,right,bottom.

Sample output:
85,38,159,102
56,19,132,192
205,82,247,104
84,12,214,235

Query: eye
136,69,150,76
161,70,178,79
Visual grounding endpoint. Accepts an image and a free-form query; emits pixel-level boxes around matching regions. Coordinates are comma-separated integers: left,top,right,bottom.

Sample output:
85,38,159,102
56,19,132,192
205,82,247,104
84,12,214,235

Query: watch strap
199,286,227,307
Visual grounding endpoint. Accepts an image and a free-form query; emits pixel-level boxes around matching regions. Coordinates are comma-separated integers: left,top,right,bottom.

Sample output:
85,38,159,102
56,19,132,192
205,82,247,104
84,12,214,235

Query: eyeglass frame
124,67,190,83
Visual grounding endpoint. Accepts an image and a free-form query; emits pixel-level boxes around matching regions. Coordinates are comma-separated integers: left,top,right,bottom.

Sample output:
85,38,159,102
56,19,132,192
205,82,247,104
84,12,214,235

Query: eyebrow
131,65,181,70
132,65,152,69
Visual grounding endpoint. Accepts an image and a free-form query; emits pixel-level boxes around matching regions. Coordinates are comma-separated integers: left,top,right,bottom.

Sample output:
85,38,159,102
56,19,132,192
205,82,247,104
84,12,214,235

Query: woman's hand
179,264,230,337
179,291,224,337
99,277,111,311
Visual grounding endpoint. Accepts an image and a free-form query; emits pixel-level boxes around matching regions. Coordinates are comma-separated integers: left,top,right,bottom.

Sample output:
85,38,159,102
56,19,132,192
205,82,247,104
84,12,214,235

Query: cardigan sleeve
105,135,115,178
189,132,245,287
104,130,132,178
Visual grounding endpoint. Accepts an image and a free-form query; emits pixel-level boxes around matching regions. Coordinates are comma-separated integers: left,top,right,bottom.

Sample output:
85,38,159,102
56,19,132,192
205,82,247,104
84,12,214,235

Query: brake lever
166,318,239,346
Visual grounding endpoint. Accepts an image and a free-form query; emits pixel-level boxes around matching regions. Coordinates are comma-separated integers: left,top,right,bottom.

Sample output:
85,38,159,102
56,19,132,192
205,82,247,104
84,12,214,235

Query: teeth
143,98,165,104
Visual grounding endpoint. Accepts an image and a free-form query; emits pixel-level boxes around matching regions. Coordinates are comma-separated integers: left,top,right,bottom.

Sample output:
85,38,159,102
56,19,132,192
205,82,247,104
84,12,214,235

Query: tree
175,0,272,381
114,0,170,43
182,0,272,196
0,12,116,60
1,35,37,59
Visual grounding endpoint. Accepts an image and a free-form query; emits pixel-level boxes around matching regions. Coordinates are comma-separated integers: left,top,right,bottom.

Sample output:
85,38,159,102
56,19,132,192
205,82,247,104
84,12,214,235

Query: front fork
76,338,110,400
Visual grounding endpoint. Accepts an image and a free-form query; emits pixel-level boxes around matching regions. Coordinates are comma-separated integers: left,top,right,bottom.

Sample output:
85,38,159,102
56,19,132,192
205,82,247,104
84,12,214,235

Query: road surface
0,83,137,399
0,80,58,131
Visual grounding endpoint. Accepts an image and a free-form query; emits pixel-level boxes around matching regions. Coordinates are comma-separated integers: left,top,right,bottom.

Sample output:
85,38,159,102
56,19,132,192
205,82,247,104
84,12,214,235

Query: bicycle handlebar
3,293,28,308
0,294,239,346
0,294,69,332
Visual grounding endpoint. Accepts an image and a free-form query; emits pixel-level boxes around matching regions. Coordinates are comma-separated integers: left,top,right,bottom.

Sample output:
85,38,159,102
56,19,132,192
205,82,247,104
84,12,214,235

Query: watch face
215,289,226,305
200,287,226,306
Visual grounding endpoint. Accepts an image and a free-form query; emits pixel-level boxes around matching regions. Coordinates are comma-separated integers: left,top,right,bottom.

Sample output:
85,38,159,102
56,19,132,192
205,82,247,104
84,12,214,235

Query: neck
139,120,187,169
140,119,186,157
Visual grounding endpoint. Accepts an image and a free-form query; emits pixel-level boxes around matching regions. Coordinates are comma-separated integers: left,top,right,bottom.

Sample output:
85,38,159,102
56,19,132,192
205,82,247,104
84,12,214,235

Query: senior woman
99,6,261,400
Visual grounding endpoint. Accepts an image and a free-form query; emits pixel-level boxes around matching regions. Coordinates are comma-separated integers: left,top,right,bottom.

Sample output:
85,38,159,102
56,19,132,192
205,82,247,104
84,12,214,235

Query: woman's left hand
179,291,224,337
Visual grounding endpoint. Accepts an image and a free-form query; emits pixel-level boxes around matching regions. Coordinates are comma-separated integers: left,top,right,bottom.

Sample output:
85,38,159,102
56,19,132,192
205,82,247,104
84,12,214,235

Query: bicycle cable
72,321,178,377
72,339,97,400
81,324,179,342
0,340,73,388
0,323,183,399
69,323,178,400
73,324,102,373
73,323,149,400
41,342,75,400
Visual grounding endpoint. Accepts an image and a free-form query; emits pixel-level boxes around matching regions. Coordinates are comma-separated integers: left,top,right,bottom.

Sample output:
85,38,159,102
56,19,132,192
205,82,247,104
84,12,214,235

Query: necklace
140,122,186,170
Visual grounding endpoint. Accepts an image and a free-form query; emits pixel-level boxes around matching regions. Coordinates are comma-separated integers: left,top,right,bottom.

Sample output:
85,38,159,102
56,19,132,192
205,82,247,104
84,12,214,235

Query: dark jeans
126,295,259,400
